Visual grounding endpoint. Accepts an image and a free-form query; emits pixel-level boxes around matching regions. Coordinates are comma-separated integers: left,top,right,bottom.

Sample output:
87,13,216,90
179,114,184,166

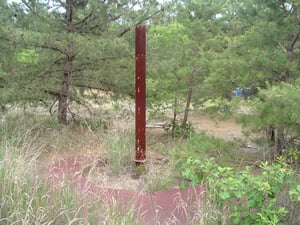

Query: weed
0,124,140,224
104,130,135,176
145,161,177,192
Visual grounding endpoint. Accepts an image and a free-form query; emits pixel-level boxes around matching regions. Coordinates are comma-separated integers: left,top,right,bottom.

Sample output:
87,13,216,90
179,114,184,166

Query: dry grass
1,103,276,224
0,120,141,225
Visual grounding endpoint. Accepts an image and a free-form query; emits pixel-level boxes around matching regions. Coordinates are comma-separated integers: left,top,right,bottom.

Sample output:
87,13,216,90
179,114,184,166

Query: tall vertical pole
135,26,146,165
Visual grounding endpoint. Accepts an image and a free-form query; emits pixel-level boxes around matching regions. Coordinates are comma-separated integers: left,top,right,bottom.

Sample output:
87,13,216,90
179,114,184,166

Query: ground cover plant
1,101,300,224
181,156,300,225
0,114,141,225
1,0,300,224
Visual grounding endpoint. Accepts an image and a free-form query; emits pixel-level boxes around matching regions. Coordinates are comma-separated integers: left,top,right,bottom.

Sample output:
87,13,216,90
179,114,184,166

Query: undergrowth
3,111,298,224
169,132,236,173
0,114,139,225
181,156,300,225
103,130,135,176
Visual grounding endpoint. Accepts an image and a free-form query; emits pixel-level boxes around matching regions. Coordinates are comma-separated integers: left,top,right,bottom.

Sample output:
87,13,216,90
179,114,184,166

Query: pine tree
7,0,164,124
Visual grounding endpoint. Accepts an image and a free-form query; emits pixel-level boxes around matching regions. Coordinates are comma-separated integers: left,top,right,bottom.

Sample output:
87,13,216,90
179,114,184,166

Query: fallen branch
146,123,169,129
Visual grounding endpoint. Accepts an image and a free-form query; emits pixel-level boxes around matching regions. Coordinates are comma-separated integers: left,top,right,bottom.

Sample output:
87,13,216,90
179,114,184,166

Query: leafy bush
164,119,195,138
289,184,300,202
181,157,300,225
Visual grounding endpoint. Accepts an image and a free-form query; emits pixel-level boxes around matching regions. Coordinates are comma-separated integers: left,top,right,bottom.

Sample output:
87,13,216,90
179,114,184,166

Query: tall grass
103,130,135,176
0,113,139,225
4,111,287,224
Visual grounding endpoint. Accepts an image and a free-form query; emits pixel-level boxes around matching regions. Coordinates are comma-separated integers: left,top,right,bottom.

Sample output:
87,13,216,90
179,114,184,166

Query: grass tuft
0,115,140,225
104,130,135,176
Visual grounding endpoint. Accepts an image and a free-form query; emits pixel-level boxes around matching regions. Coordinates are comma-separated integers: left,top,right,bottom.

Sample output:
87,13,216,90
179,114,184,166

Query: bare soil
188,112,243,141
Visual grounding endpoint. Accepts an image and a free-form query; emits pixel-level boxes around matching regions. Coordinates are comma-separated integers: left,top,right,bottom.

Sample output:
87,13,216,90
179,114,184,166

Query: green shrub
181,156,300,225
289,184,300,202
164,119,195,138
239,83,300,160
253,83,300,135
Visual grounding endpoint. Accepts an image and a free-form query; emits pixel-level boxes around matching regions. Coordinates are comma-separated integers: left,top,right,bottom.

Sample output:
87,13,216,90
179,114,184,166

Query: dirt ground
182,112,243,141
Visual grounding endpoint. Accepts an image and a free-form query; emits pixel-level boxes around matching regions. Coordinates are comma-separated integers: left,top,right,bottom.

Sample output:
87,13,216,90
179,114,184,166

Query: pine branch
72,83,112,93
73,12,94,27
118,8,164,37
36,44,68,57
288,32,300,52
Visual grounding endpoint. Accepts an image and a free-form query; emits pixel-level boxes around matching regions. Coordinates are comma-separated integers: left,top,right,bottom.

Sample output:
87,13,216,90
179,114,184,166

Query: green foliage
147,23,192,104
2,0,166,123
203,0,299,97
239,82,300,157
170,133,235,173
253,83,300,135
164,120,195,138
202,97,234,116
181,157,300,225
289,184,300,203
16,49,39,65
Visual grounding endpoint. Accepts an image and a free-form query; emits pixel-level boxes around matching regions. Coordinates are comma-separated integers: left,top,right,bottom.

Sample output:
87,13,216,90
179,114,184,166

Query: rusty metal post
135,26,146,165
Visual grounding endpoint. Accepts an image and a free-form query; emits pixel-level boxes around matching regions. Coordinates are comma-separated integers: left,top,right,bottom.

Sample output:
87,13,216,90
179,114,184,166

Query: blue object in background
232,88,244,96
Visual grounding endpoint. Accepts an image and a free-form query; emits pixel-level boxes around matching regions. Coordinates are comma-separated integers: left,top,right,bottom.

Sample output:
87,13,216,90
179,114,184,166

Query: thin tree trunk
171,77,179,137
266,126,275,143
58,66,71,125
57,2,74,125
269,127,285,161
182,70,195,139
285,31,299,81
276,127,285,156
171,97,177,137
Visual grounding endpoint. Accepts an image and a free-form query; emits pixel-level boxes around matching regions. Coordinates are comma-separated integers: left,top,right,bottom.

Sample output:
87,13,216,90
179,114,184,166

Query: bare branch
73,83,112,93
288,32,300,52
49,99,58,116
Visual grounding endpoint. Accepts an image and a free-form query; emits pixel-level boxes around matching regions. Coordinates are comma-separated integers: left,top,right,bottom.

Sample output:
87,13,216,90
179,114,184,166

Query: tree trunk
268,127,285,161
276,127,285,156
182,70,195,139
171,97,178,137
171,77,179,137
266,126,275,143
58,67,71,125
57,1,74,125
284,31,299,81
